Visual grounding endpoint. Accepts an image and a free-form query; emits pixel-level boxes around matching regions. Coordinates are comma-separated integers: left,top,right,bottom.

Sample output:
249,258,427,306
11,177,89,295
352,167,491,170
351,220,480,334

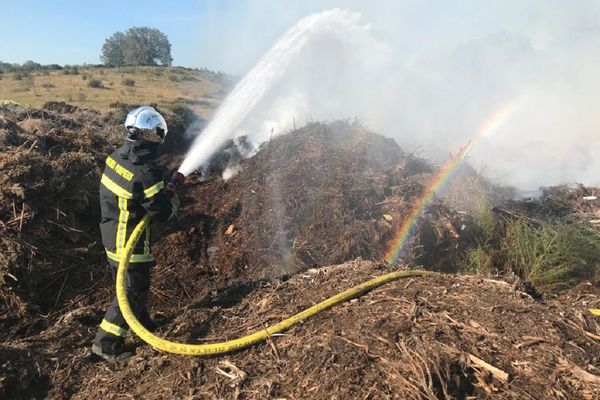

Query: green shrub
122,78,135,87
13,71,30,80
0,99,20,106
461,196,600,292
503,220,600,291
463,198,499,274
63,67,80,75
88,79,103,88
13,76,34,92
472,198,496,244
169,104,197,128
108,102,132,124
466,246,495,274
182,73,200,82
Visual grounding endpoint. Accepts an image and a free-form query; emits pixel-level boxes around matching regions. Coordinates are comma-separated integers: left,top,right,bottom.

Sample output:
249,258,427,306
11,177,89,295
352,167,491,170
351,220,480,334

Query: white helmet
124,106,168,144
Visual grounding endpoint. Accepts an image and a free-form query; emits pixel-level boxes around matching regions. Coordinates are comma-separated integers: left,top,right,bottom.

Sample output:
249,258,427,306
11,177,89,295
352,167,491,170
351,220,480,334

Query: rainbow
385,103,517,264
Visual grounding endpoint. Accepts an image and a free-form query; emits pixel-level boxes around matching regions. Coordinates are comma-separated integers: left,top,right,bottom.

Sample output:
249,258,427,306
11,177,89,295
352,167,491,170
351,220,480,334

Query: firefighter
92,106,179,362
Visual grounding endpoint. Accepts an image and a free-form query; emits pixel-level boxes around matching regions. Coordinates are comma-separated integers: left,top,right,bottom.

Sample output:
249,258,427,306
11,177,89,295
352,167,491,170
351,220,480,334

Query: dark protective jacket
99,141,174,265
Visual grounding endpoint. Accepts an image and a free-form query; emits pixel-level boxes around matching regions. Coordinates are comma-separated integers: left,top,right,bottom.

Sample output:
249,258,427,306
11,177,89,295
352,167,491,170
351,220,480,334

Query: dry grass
0,66,228,117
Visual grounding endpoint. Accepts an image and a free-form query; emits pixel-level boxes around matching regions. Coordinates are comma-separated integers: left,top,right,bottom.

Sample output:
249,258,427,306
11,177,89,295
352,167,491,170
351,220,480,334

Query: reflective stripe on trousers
99,319,126,336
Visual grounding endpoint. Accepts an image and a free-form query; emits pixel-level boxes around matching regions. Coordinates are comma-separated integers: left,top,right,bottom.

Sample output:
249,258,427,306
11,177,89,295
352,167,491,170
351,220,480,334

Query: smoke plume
182,5,600,189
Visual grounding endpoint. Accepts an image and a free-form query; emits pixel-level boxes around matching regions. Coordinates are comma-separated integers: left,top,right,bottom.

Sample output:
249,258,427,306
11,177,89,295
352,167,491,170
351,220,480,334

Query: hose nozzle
166,171,185,195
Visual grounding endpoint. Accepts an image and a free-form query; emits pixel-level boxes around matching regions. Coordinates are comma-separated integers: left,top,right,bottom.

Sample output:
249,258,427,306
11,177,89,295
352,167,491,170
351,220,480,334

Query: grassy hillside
0,66,231,116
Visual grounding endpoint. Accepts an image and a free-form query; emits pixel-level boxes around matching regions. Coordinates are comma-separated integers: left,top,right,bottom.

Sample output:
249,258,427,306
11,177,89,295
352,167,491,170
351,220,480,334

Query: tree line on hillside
1,27,173,73
0,61,65,73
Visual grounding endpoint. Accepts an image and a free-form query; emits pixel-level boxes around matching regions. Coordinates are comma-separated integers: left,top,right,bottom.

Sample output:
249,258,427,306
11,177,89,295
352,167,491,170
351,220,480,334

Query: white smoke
182,6,600,189
388,30,600,189
179,9,382,176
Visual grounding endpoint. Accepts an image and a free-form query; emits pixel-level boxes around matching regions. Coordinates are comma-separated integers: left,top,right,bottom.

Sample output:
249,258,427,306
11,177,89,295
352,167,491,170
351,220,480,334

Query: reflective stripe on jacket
99,141,174,264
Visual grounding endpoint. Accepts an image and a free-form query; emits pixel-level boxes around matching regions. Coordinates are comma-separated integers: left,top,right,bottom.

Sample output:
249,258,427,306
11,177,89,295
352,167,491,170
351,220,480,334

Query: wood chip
515,337,546,349
215,360,247,387
558,358,600,384
564,319,600,341
469,320,482,329
467,353,509,382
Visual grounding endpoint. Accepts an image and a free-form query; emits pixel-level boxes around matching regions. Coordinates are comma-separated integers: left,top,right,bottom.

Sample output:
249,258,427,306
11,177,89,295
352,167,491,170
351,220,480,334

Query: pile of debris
0,103,472,339
501,184,600,229
0,102,195,340
0,102,116,339
2,102,599,399
3,260,600,399
154,121,469,294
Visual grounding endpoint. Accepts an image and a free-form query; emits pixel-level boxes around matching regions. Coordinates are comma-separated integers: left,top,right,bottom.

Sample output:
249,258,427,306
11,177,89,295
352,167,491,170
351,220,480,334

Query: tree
22,60,42,71
100,27,172,67
101,32,126,66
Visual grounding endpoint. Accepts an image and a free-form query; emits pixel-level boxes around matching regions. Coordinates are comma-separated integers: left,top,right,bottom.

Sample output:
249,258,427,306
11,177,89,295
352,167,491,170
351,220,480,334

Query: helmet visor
137,125,167,144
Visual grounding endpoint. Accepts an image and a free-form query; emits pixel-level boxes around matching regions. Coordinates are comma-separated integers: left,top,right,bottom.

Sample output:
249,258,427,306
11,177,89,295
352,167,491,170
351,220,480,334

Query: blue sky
0,0,302,73
2,1,208,67
2,1,600,74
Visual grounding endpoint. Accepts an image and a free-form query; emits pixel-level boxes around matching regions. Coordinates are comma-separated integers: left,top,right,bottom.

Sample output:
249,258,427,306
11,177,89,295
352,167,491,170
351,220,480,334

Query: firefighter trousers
93,263,153,353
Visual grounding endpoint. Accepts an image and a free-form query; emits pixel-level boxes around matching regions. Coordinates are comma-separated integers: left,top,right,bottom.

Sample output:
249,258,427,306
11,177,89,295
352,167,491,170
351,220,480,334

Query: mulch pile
0,102,194,341
2,260,600,399
500,184,600,229
0,102,116,340
1,103,599,399
156,121,467,285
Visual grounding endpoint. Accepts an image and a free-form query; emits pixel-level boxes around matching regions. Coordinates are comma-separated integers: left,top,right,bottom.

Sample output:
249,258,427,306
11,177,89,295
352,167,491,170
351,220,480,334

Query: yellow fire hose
117,214,433,356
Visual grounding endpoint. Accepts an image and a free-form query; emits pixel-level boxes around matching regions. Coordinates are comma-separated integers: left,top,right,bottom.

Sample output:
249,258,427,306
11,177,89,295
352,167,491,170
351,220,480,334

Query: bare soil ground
1,103,600,399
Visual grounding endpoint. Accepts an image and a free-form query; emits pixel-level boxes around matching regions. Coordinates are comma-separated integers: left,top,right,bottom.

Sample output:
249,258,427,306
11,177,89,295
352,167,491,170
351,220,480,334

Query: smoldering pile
153,120,469,298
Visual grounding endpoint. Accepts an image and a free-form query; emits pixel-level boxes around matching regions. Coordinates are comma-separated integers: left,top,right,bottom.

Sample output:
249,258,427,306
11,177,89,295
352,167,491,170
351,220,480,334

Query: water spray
176,9,370,177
